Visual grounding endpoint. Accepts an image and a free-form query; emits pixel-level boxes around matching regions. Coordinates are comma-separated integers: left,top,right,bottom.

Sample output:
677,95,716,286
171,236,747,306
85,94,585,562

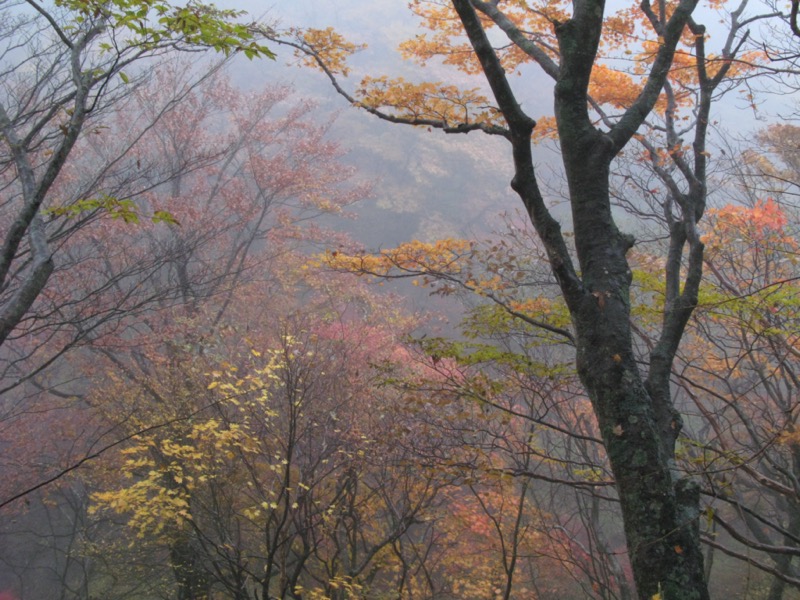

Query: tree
670,144,800,596
271,0,787,596
87,273,450,599
0,54,373,596
0,0,272,387
0,52,367,507
343,229,635,597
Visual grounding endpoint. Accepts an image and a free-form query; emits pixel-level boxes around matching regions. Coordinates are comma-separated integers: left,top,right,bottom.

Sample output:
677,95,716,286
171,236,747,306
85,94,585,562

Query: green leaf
152,210,180,226
54,1,276,60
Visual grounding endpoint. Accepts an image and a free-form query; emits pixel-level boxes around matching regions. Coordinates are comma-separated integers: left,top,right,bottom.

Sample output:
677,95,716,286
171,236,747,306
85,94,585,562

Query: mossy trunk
562,145,708,600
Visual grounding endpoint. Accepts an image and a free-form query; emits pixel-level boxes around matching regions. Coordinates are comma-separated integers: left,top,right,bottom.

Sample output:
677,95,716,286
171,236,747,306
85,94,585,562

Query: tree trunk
766,498,800,600
560,140,707,600
170,534,211,600
575,326,707,599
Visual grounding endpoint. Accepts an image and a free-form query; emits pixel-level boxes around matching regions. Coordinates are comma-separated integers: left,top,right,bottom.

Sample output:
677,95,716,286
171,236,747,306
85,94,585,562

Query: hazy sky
227,1,544,246
224,0,793,248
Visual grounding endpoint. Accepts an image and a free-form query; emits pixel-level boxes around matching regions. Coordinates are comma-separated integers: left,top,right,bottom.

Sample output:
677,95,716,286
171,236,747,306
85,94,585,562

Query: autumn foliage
3,1,800,599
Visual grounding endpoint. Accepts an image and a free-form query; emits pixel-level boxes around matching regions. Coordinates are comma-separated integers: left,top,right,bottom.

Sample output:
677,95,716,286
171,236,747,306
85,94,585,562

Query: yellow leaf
207,381,219,390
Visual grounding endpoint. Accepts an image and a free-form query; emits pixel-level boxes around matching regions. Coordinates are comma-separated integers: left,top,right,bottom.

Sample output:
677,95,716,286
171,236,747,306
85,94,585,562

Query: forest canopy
1,1,800,600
